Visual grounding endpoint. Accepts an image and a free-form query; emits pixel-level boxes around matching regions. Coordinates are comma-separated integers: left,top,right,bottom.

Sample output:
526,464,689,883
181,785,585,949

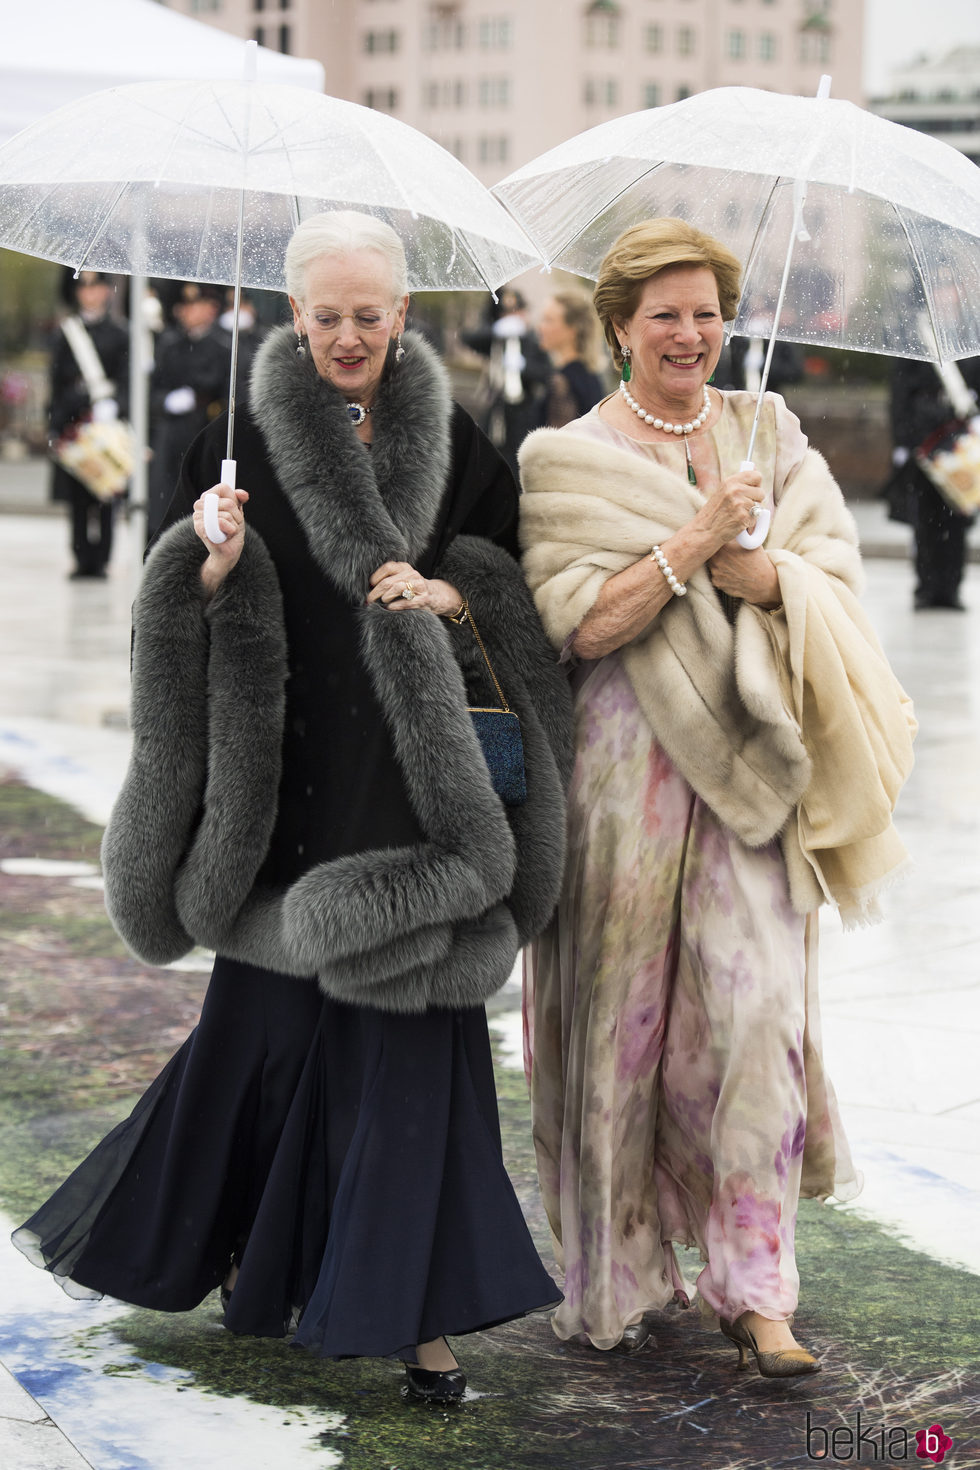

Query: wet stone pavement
1,479,979,1469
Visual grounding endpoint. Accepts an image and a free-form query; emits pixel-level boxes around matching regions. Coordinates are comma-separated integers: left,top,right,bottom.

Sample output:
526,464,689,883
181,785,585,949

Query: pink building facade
168,0,864,183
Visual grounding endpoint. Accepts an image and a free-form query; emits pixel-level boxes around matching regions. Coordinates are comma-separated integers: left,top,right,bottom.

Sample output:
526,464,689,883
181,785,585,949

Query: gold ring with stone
402,583,416,600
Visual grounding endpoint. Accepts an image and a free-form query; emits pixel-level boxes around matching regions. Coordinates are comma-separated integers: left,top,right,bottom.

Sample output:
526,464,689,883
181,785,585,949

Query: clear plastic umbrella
495,81,980,545
0,43,543,540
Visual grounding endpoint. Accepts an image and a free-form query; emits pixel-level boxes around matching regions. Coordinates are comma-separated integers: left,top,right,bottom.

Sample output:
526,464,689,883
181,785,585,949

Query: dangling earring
620,344,631,383
394,332,405,364
296,332,307,359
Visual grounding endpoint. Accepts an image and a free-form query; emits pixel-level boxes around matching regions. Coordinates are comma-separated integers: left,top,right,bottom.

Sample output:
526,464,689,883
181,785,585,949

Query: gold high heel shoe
719,1315,821,1378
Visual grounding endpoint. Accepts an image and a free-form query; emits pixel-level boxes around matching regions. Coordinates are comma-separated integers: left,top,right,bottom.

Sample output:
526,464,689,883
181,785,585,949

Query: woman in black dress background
536,289,606,429
14,212,570,1405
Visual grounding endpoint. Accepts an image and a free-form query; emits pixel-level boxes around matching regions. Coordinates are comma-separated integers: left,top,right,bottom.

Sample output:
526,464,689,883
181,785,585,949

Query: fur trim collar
250,325,452,596
102,339,571,1012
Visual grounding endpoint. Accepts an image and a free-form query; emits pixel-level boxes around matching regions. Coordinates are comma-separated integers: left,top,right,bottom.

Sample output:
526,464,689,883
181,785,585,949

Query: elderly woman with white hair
14,212,570,1403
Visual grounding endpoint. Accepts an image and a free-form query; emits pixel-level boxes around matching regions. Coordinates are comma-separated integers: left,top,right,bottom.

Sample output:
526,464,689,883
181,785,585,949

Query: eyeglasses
308,309,392,334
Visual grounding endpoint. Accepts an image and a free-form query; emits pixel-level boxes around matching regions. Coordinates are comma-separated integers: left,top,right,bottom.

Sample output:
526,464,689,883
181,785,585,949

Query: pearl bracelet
650,544,687,597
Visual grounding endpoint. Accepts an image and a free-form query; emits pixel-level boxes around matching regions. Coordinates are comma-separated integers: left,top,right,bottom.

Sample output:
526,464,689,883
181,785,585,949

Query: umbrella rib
536,160,669,268
445,225,497,295
194,187,219,281
730,175,782,334
73,179,134,274
888,200,944,360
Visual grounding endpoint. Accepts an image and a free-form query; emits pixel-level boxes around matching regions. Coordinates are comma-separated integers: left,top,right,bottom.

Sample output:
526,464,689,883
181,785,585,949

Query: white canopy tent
0,0,323,150
0,0,323,578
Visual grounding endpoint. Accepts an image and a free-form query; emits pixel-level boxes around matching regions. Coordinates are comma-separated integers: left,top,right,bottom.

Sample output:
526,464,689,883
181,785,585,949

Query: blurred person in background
217,288,266,382
147,282,231,538
463,287,552,478
535,290,606,428
887,354,980,611
48,270,128,579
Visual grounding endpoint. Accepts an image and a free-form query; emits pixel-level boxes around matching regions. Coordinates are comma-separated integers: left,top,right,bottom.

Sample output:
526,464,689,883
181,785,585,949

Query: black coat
159,391,524,886
105,327,572,1014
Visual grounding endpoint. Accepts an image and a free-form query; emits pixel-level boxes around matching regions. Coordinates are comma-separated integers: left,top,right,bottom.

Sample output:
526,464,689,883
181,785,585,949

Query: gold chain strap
462,600,511,713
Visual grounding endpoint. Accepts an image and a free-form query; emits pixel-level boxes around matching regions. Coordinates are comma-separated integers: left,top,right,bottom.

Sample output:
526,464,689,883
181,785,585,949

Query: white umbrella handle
202,459,237,544
736,460,771,549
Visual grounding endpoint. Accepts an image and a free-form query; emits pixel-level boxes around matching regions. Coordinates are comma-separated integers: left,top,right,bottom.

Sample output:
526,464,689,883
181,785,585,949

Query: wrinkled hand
367,562,462,617
194,482,249,595
707,542,781,606
694,467,765,548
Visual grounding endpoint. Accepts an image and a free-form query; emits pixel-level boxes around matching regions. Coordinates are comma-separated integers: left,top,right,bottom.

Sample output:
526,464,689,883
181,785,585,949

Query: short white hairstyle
285,210,409,304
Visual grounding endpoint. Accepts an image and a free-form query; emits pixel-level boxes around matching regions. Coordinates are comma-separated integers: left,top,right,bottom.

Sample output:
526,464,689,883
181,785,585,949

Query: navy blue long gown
14,400,561,1359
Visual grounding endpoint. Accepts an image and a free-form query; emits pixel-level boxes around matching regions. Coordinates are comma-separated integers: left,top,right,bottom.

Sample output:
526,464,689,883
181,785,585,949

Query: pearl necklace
619,380,711,435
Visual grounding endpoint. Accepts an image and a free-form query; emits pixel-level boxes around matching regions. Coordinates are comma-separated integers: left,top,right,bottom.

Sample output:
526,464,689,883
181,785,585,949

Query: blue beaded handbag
461,603,527,807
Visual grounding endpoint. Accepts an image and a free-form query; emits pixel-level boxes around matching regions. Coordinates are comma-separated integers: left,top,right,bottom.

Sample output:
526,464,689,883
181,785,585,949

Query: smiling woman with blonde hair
519,216,915,1375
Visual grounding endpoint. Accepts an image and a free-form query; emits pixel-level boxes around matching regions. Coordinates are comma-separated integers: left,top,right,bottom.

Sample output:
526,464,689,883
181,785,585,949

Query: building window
455,80,468,106
478,76,511,107
477,134,510,164
252,0,263,9
799,31,831,63
478,17,512,50
645,24,663,53
424,14,467,50
584,78,618,107
677,26,695,56
278,23,290,51
364,29,400,54
676,84,691,100
190,0,221,12
726,30,746,59
253,24,264,44
585,14,620,48
643,82,660,108
758,32,777,60
365,88,399,112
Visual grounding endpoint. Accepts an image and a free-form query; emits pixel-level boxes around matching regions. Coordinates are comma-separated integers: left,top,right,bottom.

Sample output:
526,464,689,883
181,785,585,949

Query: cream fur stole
519,427,916,925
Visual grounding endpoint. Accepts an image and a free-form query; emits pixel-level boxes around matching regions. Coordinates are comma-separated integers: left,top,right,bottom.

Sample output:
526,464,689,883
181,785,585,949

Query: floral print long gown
524,399,860,1349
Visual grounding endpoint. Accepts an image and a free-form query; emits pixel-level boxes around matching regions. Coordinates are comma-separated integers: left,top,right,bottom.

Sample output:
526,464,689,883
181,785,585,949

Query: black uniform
889,356,980,609
48,313,129,577
147,324,231,537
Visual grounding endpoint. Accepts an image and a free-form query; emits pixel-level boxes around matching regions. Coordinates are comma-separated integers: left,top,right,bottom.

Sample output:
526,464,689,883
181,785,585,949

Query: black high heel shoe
403,1362,467,1403
719,1315,821,1378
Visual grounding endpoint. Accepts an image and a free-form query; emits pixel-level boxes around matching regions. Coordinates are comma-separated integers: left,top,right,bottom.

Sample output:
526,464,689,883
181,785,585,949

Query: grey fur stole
102,328,571,1012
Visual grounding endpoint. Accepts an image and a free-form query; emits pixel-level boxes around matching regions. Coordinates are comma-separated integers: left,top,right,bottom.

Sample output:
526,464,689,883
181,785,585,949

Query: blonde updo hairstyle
285,210,409,305
594,217,742,370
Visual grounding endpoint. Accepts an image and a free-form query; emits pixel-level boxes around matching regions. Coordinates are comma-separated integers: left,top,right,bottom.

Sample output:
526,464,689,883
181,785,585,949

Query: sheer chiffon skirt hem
13,956,560,1360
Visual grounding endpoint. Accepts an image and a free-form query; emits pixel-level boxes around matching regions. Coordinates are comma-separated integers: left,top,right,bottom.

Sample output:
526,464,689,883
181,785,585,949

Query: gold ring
402,583,416,600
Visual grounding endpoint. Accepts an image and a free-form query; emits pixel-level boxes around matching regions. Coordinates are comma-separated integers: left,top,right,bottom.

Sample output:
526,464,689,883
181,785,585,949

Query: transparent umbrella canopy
0,74,541,292
493,83,980,365
0,55,543,547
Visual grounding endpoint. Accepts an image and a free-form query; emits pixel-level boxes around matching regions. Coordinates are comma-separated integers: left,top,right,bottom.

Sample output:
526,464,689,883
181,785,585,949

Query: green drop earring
621,344,632,383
